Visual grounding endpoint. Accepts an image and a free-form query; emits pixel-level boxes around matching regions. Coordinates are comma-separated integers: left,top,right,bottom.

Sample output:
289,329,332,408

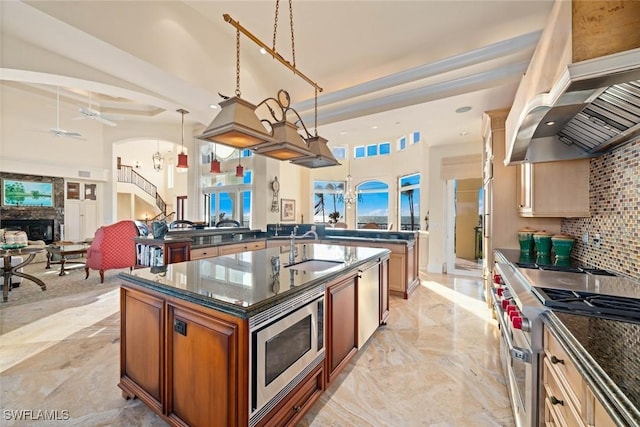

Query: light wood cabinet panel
167,304,242,427
119,287,164,412
517,159,590,218
190,246,220,260
219,240,266,256
592,393,617,427
326,273,358,384
379,256,390,324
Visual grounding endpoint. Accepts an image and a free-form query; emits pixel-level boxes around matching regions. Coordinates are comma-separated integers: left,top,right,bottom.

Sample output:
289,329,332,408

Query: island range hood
506,48,640,164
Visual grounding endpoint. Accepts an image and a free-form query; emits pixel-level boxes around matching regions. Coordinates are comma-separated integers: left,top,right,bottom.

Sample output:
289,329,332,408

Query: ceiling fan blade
78,106,118,127
94,115,118,127
49,127,84,138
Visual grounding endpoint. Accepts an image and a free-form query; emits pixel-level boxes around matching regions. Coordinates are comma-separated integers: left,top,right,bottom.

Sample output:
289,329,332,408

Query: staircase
117,165,167,216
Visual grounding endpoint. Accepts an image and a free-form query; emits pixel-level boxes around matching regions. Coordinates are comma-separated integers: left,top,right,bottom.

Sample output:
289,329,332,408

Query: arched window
355,180,389,229
313,180,345,224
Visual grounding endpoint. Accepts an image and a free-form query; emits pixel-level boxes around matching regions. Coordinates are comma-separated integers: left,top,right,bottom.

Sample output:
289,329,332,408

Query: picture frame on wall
67,182,80,200
1,178,54,207
280,199,295,222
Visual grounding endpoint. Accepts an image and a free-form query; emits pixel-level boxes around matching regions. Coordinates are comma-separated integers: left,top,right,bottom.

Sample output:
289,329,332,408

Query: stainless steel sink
285,259,344,272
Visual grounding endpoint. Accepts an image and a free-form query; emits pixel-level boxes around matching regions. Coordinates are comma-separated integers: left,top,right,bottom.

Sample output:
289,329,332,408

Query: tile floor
0,270,514,426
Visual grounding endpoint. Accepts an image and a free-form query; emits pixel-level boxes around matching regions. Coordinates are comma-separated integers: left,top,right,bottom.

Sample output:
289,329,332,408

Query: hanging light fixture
152,140,164,172
235,150,244,177
198,27,272,149
176,109,189,169
343,173,357,208
291,88,340,167
210,143,221,173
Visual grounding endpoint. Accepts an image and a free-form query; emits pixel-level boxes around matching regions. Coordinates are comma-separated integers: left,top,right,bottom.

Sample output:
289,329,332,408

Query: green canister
533,231,553,256
518,227,536,253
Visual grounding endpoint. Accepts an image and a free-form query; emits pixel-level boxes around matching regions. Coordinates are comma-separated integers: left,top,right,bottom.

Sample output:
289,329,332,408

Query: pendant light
198,28,272,149
176,109,189,169
210,143,221,173
235,150,244,177
152,139,164,171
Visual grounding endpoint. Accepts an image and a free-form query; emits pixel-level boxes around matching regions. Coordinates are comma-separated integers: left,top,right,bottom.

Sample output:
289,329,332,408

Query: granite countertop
542,311,640,426
120,243,389,319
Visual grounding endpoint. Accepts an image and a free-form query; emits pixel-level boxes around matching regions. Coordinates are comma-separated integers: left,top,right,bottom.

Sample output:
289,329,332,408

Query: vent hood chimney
505,0,640,165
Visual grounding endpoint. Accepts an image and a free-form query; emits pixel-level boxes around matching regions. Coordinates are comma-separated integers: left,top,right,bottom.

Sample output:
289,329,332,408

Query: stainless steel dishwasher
357,260,381,347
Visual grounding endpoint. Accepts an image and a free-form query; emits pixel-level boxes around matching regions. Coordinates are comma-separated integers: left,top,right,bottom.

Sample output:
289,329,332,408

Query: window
241,149,253,157
332,146,346,160
379,142,391,155
355,180,389,229
397,136,407,151
411,131,421,144
313,180,346,224
354,146,365,159
203,172,253,227
399,173,420,231
366,144,378,157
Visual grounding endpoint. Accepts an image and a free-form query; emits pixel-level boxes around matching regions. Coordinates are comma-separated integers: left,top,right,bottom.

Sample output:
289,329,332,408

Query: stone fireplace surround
0,172,64,244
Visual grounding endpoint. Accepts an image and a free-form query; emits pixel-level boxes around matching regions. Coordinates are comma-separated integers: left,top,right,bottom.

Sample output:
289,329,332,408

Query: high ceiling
1,0,556,148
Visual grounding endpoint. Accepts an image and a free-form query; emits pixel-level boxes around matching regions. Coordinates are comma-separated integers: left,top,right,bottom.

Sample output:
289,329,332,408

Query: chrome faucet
288,227,318,264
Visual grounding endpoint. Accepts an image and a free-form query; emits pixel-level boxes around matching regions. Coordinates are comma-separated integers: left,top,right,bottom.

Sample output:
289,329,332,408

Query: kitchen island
118,243,390,427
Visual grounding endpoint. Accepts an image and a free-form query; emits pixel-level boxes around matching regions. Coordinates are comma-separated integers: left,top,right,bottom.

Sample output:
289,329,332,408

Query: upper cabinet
517,159,590,218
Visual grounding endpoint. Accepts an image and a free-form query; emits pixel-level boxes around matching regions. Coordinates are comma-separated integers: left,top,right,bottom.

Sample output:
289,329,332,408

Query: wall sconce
176,109,189,169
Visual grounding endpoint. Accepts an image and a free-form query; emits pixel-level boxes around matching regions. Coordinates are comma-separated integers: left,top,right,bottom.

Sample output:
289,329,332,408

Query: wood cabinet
190,246,220,260
167,303,244,427
119,287,164,412
325,273,358,384
218,240,266,256
517,159,590,217
542,326,617,427
256,364,324,427
135,238,191,268
119,283,249,427
379,256,390,324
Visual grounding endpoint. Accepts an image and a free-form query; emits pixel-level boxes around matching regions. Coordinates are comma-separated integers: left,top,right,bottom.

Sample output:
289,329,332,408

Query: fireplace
1,219,55,244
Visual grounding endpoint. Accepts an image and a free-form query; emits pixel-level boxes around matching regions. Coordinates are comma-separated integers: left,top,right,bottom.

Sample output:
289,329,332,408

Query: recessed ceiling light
455,106,472,113
339,131,348,135
459,131,469,136
545,121,556,126
372,126,378,129
209,104,219,109
259,47,267,55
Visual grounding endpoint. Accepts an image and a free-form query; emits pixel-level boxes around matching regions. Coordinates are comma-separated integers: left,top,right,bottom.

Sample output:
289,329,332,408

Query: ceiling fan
49,87,83,138
74,92,118,127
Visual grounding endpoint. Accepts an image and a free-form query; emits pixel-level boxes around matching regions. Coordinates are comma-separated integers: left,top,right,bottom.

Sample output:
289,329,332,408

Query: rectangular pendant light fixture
199,97,273,149
291,135,340,168
253,121,313,160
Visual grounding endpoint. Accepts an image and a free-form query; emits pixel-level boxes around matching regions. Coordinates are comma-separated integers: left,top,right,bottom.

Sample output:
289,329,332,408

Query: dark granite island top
119,243,390,319
542,311,640,426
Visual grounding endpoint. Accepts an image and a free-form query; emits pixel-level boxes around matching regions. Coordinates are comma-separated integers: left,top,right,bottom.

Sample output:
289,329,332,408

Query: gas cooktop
533,287,640,324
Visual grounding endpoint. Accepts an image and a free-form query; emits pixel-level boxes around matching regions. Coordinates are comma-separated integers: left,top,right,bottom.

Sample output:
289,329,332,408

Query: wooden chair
362,222,379,229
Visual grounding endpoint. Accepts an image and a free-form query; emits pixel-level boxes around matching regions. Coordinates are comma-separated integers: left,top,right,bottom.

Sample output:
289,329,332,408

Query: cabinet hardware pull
550,396,564,406
551,356,564,365
293,405,302,413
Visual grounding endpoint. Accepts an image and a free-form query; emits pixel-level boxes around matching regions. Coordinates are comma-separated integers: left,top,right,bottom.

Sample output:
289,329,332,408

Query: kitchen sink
286,259,344,272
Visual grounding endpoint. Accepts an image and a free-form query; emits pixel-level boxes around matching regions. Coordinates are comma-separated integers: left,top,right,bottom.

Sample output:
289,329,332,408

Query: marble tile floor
0,271,514,427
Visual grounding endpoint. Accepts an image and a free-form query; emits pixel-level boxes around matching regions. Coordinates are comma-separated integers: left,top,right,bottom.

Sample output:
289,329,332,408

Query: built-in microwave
249,283,325,427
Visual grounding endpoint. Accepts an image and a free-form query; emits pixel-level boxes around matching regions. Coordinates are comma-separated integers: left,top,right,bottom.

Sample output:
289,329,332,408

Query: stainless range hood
506,48,640,164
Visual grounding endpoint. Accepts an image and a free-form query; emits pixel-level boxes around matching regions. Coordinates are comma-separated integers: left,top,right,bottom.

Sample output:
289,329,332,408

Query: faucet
274,222,280,236
288,227,319,264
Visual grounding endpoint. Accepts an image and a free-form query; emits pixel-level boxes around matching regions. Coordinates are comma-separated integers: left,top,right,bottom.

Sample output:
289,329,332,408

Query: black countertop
120,243,389,319
542,311,640,426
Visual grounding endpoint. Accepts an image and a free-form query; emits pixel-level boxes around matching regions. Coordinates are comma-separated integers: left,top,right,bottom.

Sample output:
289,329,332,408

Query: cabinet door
326,274,357,384
388,253,406,295
119,287,164,412
167,304,242,427
164,241,190,264
65,201,82,242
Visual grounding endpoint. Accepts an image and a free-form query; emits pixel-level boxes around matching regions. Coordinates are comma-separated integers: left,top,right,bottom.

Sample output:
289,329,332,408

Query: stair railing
117,164,167,216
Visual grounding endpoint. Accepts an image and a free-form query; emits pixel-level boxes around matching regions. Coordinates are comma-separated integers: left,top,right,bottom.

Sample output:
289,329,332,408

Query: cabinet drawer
543,358,585,427
257,365,324,427
545,328,583,408
245,241,266,251
191,247,219,260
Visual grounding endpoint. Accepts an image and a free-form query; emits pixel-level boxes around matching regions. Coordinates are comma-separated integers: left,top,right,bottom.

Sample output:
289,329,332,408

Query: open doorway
446,178,483,277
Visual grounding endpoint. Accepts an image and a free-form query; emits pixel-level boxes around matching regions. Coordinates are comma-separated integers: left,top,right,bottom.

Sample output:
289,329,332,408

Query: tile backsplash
562,138,639,279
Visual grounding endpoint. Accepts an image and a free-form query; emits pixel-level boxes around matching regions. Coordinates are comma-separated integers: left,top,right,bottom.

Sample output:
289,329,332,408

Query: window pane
400,174,420,186
209,193,217,226
243,170,252,184
242,149,253,157
412,131,421,143
313,180,346,224
400,189,420,231
379,142,391,155
354,146,365,158
242,191,251,225
357,190,388,229
398,137,406,151
332,146,346,159
366,144,377,156
358,181,389,191
218,192,234,222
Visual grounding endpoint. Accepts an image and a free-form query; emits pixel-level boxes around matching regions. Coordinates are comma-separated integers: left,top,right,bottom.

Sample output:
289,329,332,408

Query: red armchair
85,220,139,283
